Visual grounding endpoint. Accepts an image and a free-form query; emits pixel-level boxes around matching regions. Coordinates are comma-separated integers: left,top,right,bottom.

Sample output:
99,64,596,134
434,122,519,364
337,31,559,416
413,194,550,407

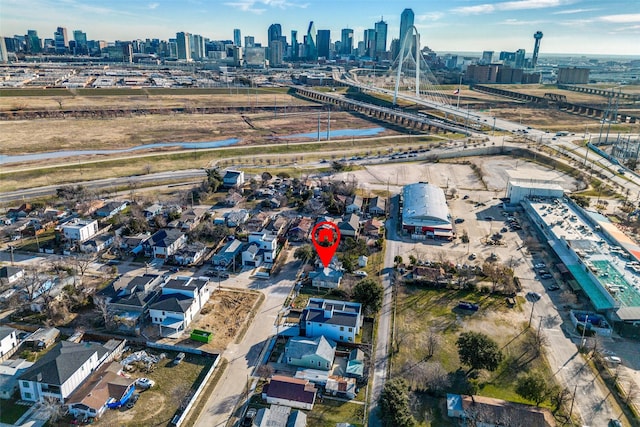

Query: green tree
516,372,548,406
378,378,415,427
353,279,383,314
261,171,273,182
294,244,315,263
394,255,403,266
456,331,503,374
205,168,223,193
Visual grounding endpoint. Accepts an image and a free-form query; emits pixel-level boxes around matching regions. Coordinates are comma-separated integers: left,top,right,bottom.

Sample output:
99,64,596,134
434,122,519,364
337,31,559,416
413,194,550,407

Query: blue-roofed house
284,336,336,371
212,239,243,269
300,298,362,343
346,348,365,379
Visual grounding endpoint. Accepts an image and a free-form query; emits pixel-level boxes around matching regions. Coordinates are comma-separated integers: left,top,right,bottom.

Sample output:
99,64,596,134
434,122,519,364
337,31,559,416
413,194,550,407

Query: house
287,217,313,242
242,244,261,267
446,394,557,427
174,242,208,266
325,376,357,399
212,239,243,269
95,201,128,218
245,212,270,232
300,298,362,343
18,340,121,402
345,195,363,214
62,218,99,242
146,228,187,259
338,214,360,239
169,208,207,232
225,192,244,207
224,210,249,227
262,375,317,410
7,203,32,220
96,274,166,333
66,362,136,419
362,219,383,237
253,405,307,427
412,266,446,285
266,216,290,237
368,196,387,216
248,232,277,263
346,348,365,379
284,336,336,371
120,232,151,255
0,327,19,362
143,203,163,220
0,358,34,399
24,327,60,351
79,233,114,253
0,266,24,285
223,170,245,188
308,267,343,289
149,277,210,337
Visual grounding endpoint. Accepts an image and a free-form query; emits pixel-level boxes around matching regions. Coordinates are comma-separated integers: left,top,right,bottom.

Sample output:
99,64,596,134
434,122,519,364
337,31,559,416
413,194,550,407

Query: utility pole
327,106,331,141
317,113,321,141
528,299,537,328
569,383,578,418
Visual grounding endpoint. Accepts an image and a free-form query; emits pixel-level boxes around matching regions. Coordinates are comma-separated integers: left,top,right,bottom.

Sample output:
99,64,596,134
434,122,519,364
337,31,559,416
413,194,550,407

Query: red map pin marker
311,221,341,268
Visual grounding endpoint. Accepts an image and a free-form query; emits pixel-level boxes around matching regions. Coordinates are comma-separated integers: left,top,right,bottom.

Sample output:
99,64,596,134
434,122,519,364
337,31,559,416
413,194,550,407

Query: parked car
541,273,554,280
456,301,479,312
547,284,560,291
354,271,368,277
534,263,546,269
242,408,257,427
604,356,622,365
526,291,541,301
455,218,465,224
135,378,156,389
469,253,477,260
609,419,622,427
126,393,140,409
173,352,186,366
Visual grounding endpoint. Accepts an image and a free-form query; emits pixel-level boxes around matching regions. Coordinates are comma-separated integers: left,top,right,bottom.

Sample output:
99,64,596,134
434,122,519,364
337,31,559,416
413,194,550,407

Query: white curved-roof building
402,183,452,238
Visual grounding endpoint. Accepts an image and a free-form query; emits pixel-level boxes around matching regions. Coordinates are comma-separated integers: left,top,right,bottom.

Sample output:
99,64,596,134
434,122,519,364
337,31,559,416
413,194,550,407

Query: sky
1,0,639,56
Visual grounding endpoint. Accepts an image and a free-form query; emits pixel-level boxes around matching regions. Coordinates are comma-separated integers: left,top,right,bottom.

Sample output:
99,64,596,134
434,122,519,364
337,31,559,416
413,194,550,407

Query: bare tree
94,296,113,328
425,328,441,358
256,364,275,379
72,255,93,288
414,361,450,394
41,397,64,422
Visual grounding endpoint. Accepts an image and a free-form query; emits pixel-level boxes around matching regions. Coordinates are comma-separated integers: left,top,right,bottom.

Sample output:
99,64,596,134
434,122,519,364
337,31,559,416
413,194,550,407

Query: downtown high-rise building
73,30,87,54
244,36,255,48
176,32,191,61
306,21,317,60
268,24,282,44
54,26,68,53
269,40,283,66
364,28,376,58
190,33,204,60
27,30,41,53
374,18,387,59
316,29,330,59
341,28,353,55
290,30,298,59
399,8,414,48
233,28,241,46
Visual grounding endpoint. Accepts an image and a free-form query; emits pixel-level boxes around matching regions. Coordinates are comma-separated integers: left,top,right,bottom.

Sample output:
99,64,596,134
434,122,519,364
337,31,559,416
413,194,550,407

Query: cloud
598,14,640,23
501,18,548,25
552,8,599,15
417,12,444,21
148,2,159,9
224,0,308,14
453,0,571,15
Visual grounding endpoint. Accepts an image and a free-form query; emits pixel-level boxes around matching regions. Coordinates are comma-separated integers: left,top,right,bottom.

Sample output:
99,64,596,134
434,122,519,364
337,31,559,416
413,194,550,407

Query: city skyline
1,0,639,56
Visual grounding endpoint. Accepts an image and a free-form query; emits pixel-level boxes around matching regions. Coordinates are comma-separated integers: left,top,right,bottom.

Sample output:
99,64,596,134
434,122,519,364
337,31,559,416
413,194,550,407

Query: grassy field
0,399,29,424
307,398,366,427
392,284,563,425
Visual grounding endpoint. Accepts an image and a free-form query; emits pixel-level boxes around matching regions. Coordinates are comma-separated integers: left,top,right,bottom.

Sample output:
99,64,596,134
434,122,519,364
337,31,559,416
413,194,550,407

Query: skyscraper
341,28,353,55
234,29,242,47
0,37,8,63
268,24,282,44
27,30,41,54
73,30,87,54
290,30,298,59
515,49,526,68
364,29,376,58
244,36,255,48
54,26,68,53
306,21,317,60
532,31,543,68
481,51,493,65
176,32,191,61
269,40,283,66
316,29,330,59
399,8,414,48
374,18,387,59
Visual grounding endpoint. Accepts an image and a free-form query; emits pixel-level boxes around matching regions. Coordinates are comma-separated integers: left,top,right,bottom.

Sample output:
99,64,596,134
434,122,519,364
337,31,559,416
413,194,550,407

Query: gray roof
402,182,450,225
149,228,184,247
19,341,108,386
0,326,16,341
309,267,343,283
0,266,23,278
163,277,207,292
286,410,307,427
304,298,361,328
339,213,360,232
150,293,193,313
285,336,336,363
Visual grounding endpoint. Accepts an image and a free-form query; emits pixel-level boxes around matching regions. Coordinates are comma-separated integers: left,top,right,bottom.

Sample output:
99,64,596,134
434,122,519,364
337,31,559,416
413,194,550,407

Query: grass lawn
0,399,29,424
306,398,365,427
94,353,214,427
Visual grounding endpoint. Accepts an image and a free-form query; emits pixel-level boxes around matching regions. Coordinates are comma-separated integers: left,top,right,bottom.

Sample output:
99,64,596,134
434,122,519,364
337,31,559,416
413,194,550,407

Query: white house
148,277,210,337
223,170,245,188
147,229,187,259
300,298,362,343
0,327,19,362
0,266,24,285
62,219,99,242
346,195,364,214
79,233,114,253
18,341,111,402
248,231,277,262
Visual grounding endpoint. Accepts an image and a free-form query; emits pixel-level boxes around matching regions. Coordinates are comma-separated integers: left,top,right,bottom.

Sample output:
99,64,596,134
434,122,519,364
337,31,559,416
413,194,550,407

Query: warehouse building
401,183,452,240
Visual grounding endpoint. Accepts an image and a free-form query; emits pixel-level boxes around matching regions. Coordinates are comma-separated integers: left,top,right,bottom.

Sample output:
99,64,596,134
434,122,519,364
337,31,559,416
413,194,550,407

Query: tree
261,171,272,182
414,361,450,395
378,378,415,427
461,230,470,244
516,372,548,406
457,331,503,374
352,279,383,315
394,255,403,266
205,168,223,192
548,385,571,413
293,244,315,263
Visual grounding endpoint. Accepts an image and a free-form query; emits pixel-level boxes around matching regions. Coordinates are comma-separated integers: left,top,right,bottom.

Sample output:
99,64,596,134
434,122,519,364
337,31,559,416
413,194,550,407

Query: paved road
193,252,299,427
367,197,399,426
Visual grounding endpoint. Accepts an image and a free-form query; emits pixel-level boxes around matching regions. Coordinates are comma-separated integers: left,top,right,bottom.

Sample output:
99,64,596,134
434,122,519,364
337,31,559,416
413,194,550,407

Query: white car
354,271,368,277
604,356,622,365
135,377,156,389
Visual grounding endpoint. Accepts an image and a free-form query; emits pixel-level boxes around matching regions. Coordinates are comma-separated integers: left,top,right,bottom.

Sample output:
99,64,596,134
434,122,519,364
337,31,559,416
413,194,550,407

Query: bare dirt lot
144,288,262,353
